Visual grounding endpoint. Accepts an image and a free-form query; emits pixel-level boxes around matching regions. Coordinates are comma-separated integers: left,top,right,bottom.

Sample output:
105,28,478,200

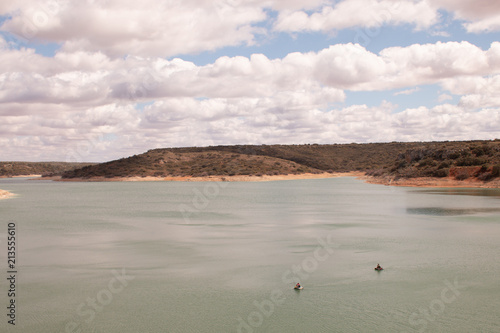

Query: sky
1,0,500,162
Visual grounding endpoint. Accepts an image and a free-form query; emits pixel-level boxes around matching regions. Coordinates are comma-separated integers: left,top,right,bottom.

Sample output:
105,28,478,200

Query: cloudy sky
1,0,500,162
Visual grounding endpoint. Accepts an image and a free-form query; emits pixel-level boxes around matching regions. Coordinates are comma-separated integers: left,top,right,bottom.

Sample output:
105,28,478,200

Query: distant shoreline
4,172,500,188
362,175,500,189
0,174,42,178
40,172,500,188
50,172,364,182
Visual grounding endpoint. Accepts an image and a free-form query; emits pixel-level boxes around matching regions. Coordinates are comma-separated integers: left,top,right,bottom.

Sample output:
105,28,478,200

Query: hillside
0,162,95,177
61,142,419,179
367,140,500,182
155,142,425,172
60,140,500,183
61,150,324,179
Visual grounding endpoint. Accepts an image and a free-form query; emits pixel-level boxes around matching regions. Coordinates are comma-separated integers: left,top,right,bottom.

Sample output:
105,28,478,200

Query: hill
367,140,500,182
62,142,420,179
0,162,95,178
59,140,500,184
60,149,324,179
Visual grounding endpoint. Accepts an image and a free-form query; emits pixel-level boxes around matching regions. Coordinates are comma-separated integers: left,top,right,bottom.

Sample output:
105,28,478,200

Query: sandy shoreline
0,174,42,178
10,172,500,188
0,189,14,200
52,172,365,182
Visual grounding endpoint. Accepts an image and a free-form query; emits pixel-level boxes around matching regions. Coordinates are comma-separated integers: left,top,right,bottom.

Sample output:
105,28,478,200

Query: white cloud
2,36,500,161
464,16,500,33
312,43,387,88
438,93,453,102
375,41,499,90
306,41,500,91
435,0,500,32
2,0,500,61
436,0,500,18
1,0,500,65
394,87,420,96
1,0,267,57
5,41,499,107
273,0,500,34
391,104,500,141
441,74,500,109
274,0,439,33
4,97,499,162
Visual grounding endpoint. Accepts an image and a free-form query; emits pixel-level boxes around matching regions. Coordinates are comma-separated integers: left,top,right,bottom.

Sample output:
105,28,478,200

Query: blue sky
1,1,500,161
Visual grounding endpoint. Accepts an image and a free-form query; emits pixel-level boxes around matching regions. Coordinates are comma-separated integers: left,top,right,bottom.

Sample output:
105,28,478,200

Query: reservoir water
1,177,500,332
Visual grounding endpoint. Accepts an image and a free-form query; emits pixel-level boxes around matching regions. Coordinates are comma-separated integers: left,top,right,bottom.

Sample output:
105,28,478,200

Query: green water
1,177,500,332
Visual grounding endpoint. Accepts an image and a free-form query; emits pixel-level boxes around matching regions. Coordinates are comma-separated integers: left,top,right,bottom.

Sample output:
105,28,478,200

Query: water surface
1,177,499,332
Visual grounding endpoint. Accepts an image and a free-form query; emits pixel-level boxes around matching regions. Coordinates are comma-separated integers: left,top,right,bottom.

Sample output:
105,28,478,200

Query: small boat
294,286,303,290
374,267,383,271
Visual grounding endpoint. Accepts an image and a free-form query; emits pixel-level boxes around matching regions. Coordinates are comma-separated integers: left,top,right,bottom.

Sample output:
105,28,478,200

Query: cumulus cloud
1,0,267,57
441,74,500,109
274,0,438,33
435,0,500,32
2,96,498,161
392,104,500,141
2,28,500,161
273,0,500,34
4,41,499,107
2,0,500,60
306,41,500,91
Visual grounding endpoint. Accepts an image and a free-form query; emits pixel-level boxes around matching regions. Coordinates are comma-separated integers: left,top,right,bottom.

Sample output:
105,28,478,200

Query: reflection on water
413,188,500,198
407,207,500,216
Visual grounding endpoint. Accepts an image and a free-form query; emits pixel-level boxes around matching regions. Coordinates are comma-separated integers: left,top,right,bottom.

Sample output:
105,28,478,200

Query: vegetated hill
158,142,427,172
62,150,324,179
61,141,428,179
60,140,500,181
0,162,95,177
367,140,500,181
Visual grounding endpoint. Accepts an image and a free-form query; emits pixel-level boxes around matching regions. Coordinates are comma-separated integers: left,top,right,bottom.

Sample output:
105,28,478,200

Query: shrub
456,157,486,166
455,170,469,180
437,161,450,169
433,168,449,178
472,145,493,157
418,158,436,168
478,172,494,181
492,165,500,177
